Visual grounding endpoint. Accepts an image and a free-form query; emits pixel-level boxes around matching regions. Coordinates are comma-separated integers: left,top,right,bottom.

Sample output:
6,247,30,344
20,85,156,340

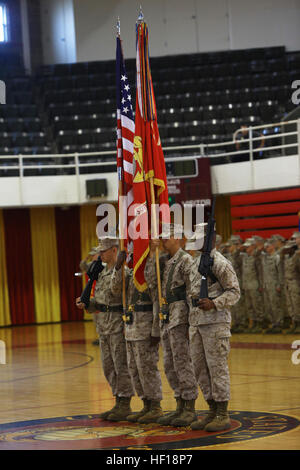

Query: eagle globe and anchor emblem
0,411,298,450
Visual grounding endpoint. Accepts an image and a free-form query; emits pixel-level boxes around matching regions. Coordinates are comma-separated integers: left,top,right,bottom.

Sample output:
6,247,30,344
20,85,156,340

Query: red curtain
3,208,35,325
55,207,83,321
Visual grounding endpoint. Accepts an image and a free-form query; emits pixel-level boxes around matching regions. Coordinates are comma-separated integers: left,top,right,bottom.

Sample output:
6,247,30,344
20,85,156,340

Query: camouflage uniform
261,245,284,330
79,247,100,344
86,241,134,403
223,238,245,331
241,239,264,331
253,237,267,326
110,266,162,403
144,248,198,402
188,248,240,403
283,239,300,331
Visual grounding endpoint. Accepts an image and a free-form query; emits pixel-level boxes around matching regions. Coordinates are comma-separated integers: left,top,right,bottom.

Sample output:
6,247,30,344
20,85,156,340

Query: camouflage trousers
263,287,284,326
126,339,162,401
285,281,300,322
161,323,198,401
244,289,265,323
189,323,231,402
99,332,134,398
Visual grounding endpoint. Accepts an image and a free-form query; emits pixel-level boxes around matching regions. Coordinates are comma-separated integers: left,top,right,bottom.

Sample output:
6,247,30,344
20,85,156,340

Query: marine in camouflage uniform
282,232,300,334
261,241,284,333
144,223,198,427
110,252,163,424
241,238,265,333
223,235,246,332
271,234,290,329
187,224,240,432
76,237,134,421
79,245,101,346
252,235,268,328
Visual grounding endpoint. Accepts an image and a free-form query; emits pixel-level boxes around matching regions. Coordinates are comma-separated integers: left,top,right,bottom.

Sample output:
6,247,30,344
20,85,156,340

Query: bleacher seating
0,45,299,166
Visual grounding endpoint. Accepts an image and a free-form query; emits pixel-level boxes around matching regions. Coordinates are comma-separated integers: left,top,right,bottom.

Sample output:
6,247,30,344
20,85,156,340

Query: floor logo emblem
0,411,298,449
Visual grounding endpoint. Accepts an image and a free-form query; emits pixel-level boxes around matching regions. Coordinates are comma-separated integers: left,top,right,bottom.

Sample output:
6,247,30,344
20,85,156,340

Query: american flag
116,35,135,247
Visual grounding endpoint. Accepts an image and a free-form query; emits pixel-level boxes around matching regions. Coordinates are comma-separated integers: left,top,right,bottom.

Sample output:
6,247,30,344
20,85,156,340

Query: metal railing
0,119,299,176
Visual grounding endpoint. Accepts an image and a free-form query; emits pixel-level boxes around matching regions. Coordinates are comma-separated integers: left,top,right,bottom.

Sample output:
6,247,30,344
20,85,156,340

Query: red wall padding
55,207,84,321
232,215,299,230
231,201,300,218
230,188,300,240
231,188,300,206
3,208,35,325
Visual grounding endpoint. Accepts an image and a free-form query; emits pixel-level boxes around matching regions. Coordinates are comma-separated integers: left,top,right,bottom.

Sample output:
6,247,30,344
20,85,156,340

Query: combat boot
231,324,247,333
293,322,300,334
171,399,197,427
244,321,257,333
126,399,151,423
107,397,132,422
157,397,184,426
204,401,231,432
190,399,217,430
286,321,300,334
137,400,163,424
98,396,120,420
265,325,282,334
282,316,291,330
250,321,263,333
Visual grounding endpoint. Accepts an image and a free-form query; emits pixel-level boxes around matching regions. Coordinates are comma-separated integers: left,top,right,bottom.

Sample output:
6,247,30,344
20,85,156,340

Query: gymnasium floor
0,321,299,451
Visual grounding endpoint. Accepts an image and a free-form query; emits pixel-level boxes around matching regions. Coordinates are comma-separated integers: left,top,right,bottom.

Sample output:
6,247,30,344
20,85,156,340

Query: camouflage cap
98,237,119,251
290,231,300,240
216,234,222,244
285,239,297,248
161,222,183,238
252,235,264,242
193,222,218,236
243,237,255,247
270,234,286,242
230,235,243,245
89,246,101,256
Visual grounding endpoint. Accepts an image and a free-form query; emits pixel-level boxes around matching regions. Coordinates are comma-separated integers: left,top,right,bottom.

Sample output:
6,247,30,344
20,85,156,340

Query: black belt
95,303,123,312
166,286,186,304
129,303,153,312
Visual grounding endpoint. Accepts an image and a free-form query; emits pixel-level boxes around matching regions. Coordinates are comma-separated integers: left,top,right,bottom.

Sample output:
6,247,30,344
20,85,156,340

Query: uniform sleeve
79,259,90,272
144,256,158,293
179,252,194,292
110,265,130,295
212,261,241,311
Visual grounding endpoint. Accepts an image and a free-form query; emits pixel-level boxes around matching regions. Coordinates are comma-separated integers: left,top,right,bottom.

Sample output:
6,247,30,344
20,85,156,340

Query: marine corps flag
132,14,170,292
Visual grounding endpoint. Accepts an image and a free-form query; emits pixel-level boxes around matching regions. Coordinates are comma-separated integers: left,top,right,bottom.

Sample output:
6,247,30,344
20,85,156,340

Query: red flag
132,20,169,291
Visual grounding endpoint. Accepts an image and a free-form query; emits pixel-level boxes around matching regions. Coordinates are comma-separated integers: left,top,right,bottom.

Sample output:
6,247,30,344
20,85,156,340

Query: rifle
198,196,217,300
80,257,104,308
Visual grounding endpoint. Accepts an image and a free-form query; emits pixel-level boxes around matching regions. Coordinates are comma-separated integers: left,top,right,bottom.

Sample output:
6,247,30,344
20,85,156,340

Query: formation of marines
75,224,300,432
218,231,300,335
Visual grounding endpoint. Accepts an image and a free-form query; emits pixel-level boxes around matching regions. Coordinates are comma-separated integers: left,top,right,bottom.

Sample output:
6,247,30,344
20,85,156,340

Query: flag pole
149,176,164,312
137,8,164,312
116,17,126,313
